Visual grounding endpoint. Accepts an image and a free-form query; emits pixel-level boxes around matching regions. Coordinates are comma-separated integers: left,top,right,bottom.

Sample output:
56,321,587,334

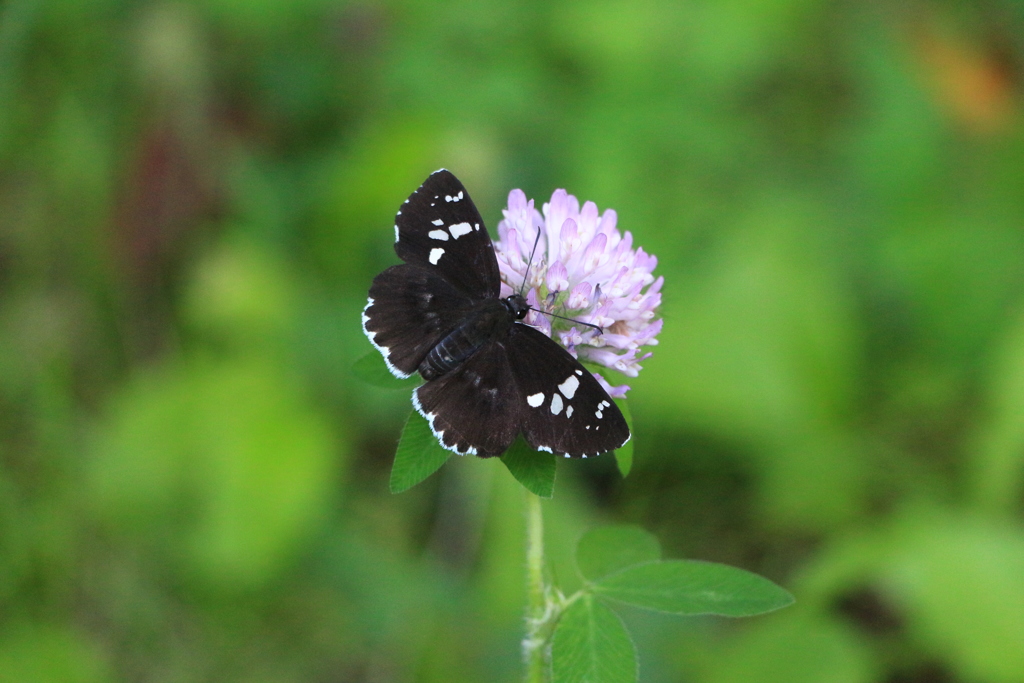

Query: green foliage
702,613,877,683
593,560,794,617
552,596,637,683
575,525,661,582
5,0,1024,680
89,356,339,589
352,351,422,390
878,515,1024,682
501,438,557,498
549,525,793,680
390,411,452,493
612,399,633,477
968,310,1024,513
0,624,113,683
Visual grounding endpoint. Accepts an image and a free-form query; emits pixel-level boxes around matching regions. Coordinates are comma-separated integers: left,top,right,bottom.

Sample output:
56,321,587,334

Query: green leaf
500,438,556,498
593,560,795,617
576,525,661,582
613,399,633,477
552,595,637,683
352,351,420,390
389,412,451,493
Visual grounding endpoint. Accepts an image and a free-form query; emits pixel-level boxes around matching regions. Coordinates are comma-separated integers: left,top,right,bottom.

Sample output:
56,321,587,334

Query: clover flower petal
493,188,662,396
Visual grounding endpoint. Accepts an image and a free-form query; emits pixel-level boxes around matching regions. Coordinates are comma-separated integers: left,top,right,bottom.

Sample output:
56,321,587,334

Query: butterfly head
502,294,530,321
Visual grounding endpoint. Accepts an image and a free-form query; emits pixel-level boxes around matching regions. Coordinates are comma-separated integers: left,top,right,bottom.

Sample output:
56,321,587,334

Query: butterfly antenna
518,227,544,297
528,307,603,334
517,224,603,333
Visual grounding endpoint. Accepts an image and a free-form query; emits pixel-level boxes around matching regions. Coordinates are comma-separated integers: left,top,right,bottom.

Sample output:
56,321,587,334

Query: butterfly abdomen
418,299,513,380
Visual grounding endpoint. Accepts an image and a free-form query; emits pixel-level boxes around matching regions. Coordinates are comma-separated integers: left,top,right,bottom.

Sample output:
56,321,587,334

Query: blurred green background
3,0,1024,681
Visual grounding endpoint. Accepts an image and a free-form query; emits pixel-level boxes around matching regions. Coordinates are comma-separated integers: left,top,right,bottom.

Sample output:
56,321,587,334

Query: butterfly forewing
394,169,501,299
506,325,630,458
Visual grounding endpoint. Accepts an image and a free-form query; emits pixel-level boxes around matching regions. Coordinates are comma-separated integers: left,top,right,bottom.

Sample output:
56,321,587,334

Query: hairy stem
523,490,547,682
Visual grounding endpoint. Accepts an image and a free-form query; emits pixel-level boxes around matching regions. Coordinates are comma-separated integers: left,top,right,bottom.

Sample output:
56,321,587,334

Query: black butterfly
362,169,630,458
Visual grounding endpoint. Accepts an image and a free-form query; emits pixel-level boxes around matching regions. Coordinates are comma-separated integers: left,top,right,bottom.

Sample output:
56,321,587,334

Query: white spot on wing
394,225,400,242
575,369,583,376
429,248,444,265
527,392,544,408
432,219,444,226
428,229,449,241
449,222,472,239
558,375,580,399
551,394,563,415
566,405,574,418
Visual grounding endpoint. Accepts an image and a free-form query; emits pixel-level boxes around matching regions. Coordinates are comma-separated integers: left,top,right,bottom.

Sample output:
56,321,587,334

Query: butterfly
362,169,630,458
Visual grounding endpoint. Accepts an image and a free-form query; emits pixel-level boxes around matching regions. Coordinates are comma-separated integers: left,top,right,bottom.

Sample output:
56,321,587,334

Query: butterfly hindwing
363,263,476,378
506,324,630,458
413,339,521,457
394,169,501,299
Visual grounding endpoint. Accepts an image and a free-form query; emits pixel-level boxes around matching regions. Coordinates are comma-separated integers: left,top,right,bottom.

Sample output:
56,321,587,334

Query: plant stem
524,490,547,682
